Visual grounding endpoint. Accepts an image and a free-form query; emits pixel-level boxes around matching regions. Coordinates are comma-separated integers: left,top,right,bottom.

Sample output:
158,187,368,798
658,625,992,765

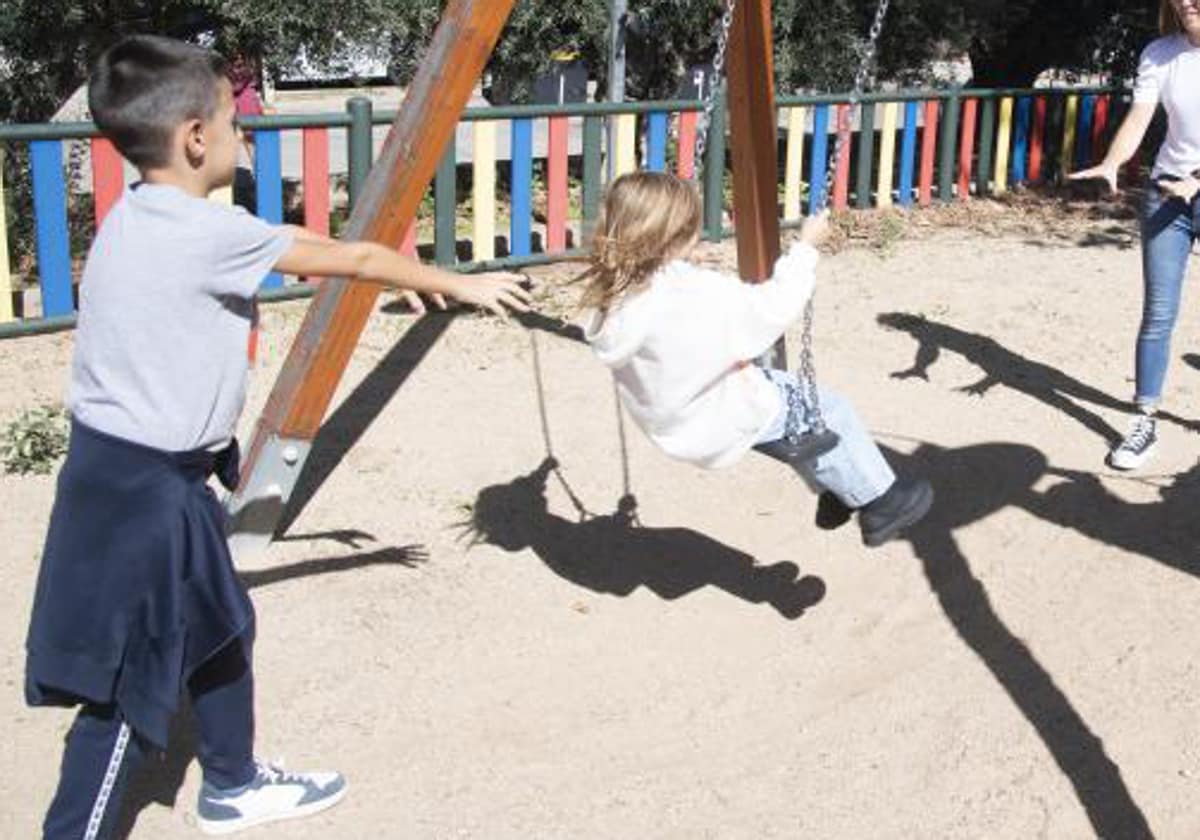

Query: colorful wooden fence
0,86,1124,334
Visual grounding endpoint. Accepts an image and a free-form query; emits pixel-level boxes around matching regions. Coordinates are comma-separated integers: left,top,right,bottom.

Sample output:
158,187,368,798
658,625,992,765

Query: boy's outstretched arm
278,225,442,312
273,235,533,318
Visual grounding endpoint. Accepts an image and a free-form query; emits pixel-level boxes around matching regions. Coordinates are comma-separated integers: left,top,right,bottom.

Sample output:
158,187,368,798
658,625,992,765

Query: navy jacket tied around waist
25,420,253,748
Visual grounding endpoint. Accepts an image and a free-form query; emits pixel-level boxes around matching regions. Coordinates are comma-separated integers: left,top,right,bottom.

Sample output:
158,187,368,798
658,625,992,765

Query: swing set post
724,0,788,369
226,0,519,557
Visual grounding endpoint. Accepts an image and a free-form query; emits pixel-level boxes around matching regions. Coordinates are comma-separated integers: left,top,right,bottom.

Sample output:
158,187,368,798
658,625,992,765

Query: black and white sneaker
1108,414,1158,471
197,759,347,835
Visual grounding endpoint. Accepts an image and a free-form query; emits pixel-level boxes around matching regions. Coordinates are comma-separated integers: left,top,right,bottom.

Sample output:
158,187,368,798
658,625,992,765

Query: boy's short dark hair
89,35,228,170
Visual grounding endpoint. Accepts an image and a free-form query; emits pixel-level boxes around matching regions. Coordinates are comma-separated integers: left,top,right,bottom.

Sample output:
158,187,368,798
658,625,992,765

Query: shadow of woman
885,441,1153,839
878,312,1200,448
1030,459,1200,580
465,458,826,620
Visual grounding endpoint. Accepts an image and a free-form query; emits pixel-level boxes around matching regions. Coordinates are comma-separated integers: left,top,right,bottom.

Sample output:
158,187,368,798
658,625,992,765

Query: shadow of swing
462,457,826,620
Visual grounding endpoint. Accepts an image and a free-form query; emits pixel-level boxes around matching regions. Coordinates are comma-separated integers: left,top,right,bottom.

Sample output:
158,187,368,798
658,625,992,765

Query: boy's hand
450,271,533,318
397,290,448,314
1068,162,1119,193
799,211,831,248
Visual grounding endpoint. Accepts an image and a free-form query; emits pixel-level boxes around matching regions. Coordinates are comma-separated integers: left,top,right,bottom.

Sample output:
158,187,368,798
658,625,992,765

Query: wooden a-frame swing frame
226,0,787,554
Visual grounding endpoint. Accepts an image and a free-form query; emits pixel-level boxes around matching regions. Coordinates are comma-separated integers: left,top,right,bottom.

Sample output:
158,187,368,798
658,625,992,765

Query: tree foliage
0,0,1166,122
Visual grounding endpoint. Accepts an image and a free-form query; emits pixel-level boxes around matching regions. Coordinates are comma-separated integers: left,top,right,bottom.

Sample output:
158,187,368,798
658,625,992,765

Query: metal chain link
814,0,892,216
692,0,738,181
690,0,892,439
797,0,891,437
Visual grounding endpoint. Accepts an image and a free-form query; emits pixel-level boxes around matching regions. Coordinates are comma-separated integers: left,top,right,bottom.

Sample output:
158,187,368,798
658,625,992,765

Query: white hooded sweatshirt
582,241,818,469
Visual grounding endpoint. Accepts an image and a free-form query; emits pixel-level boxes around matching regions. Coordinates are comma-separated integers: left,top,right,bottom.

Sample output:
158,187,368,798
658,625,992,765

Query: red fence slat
1091,95,1110,165
302,127,331,237
1029,97,1048,183
91,138,124,228
918,100,939,207
957,99,978,201
677,111,698,180
547,115,569,252
833,104,852,210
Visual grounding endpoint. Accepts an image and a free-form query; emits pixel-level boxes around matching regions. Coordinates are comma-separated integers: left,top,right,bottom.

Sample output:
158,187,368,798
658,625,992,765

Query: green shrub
1,404,69,475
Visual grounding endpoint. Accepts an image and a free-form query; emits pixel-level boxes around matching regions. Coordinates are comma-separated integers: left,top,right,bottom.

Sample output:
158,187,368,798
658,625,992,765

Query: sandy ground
3,196,1200,839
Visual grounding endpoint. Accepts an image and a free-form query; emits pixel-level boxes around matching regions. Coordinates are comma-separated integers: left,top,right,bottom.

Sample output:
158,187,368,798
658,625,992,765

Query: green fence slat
435,144,457,267
582,114,604,235
704,91,727,241
855,101,876,209
977,98,997,197
347,97,373,210
939,93,962,201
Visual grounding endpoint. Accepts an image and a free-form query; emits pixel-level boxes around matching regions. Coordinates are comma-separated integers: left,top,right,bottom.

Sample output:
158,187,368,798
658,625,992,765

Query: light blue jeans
1135,185,1200,408
755,368,895,508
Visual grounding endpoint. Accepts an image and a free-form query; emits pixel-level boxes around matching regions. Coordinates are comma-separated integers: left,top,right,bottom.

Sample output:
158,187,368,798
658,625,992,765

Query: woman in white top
579,172,932,547
1072,0,1200,469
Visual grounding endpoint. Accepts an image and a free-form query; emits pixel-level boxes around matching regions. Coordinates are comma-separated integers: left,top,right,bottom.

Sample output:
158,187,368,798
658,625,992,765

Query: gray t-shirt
69,183,294,452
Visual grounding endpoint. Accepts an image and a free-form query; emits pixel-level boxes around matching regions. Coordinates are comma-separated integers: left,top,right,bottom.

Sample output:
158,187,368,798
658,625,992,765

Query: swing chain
799,0,891,437
816,0,892,216
689,0,891,440
692,0,738,180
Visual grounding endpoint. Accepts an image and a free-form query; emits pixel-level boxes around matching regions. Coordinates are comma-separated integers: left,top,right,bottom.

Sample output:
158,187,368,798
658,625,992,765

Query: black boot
815,491,853,530
858,477,933,547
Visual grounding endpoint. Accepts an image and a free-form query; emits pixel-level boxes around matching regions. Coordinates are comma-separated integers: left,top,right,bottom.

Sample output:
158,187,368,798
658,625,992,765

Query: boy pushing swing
26,35,530,839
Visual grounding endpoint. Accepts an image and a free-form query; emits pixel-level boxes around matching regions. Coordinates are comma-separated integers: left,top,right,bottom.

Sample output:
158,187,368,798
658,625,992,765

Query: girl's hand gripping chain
798,210,832,249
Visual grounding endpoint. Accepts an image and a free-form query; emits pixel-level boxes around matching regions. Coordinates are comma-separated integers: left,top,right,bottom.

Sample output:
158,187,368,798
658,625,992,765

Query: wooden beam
725,0,787,368
725,0,781,284
235,0,518,494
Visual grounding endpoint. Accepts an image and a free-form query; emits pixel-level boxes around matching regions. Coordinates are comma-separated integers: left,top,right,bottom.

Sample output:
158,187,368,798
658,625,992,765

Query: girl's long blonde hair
1162,0,1184,35
578,171,703,314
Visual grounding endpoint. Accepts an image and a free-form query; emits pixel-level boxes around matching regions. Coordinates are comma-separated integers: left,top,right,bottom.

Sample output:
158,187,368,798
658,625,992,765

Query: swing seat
755,429,840,468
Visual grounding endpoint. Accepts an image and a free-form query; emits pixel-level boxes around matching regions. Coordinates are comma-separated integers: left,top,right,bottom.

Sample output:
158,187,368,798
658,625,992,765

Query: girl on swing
578,171,932,547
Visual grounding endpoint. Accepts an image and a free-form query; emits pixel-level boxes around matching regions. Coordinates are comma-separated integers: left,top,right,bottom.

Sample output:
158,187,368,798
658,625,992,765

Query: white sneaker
1108,414,1158,470
196,759,347,835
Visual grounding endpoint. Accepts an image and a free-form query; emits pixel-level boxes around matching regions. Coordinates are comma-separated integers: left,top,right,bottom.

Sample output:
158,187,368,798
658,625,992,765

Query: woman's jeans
1136,186,1200,408
755,369,895,508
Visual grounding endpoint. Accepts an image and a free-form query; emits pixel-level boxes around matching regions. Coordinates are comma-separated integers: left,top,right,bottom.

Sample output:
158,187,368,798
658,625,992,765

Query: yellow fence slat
615,114,637,177
993,97,1013,195
472,121,497,262
1061,95,1079,177
876,102,898,209
783,107,806,221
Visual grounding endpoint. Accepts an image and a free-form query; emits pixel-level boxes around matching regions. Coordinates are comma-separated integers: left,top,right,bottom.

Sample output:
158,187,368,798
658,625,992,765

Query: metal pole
346,97,373,210
607,0,628,181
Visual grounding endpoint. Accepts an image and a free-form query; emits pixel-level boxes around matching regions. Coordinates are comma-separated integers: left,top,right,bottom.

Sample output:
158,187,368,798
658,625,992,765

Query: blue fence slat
809,105,830,214
1076,95,1095,170
647,112,669,172
510,118,533,257
253,129,284,289
1011,97,1032,185
898,101,919,208
30,140,74,317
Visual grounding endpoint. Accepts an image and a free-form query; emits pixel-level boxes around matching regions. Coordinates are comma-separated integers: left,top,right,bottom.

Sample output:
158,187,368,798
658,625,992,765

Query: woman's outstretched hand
1068,162,1120,194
